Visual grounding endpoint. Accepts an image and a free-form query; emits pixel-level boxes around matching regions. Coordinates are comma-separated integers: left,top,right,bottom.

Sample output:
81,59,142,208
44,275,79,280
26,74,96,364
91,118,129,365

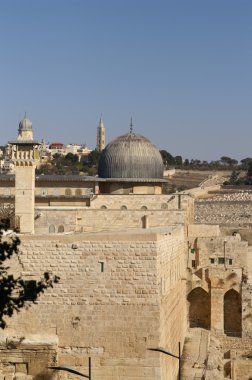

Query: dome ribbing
98,132,164,179
19,116,32,131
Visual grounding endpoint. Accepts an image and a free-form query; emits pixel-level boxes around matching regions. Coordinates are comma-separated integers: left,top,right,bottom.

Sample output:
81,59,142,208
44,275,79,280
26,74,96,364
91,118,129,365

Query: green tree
64,153,79,163
228,170,240,185
220,156,238,167
247,162,252,177
159,150,175,166
174,155,183,166
0,218,59,328
240,157,252,170
88,150,100,167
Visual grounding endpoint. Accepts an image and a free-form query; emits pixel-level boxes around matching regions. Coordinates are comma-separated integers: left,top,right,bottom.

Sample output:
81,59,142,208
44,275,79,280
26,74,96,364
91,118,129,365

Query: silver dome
19,116,32,131
98,132,164,179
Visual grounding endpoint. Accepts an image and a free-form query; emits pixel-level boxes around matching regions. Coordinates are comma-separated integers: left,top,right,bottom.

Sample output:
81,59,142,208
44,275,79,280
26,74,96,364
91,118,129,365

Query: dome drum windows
75,189,82,196
65,188,72,196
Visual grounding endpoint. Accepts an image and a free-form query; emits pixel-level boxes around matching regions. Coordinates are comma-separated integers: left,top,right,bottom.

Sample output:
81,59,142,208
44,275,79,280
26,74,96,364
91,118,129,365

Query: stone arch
187,287,211,329
100,205,107,210
120,205,127,210
75,189,82,196
49,224,55,233
224,289,242,337
58,225,64,233
141,205,148,211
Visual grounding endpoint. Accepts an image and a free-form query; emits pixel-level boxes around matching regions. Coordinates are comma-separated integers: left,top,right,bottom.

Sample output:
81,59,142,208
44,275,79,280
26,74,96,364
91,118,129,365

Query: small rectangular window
23,280,37,301
210,258,215,264
192,260,196,268
218,257,225,264
99,261,104,272
229,259,233,265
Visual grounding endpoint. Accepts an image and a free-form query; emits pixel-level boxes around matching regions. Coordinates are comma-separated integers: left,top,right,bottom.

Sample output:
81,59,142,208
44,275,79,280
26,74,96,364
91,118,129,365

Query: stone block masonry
3,228,187,380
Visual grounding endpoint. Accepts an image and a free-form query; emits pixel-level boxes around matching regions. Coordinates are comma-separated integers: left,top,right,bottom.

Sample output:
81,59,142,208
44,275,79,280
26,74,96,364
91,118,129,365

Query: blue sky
0,0,252,161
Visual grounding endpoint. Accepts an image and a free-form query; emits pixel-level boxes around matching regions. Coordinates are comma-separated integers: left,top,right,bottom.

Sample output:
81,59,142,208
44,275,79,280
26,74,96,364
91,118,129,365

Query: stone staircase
181,328,210,379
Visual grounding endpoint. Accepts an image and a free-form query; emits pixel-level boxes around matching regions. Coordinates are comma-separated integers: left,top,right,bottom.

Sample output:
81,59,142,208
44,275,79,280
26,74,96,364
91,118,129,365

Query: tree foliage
0,218,59,329
220,156,238,166
160,150,175,166
36,150,101,176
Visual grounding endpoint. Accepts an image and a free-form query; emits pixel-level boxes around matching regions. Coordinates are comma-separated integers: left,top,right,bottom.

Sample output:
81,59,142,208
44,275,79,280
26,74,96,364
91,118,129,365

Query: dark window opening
23,280,37,301
99,261,104,272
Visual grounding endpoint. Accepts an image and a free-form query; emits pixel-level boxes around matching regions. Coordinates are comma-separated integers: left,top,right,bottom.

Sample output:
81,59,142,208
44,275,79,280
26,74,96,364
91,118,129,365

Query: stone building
0,119,251,379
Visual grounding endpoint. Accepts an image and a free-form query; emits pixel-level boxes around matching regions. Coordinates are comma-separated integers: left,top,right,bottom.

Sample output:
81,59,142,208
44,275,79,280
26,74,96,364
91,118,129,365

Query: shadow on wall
34,370,56,380
187,287,211,330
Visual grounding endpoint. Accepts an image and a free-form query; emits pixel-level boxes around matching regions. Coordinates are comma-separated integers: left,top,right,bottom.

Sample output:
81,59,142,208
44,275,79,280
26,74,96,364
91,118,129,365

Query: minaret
129,117,133,133
96,117,105,152
9,115,40,234
18,113,34,141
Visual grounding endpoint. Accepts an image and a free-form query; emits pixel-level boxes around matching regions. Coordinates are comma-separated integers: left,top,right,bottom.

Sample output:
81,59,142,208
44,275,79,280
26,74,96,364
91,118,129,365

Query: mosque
0,116,251,380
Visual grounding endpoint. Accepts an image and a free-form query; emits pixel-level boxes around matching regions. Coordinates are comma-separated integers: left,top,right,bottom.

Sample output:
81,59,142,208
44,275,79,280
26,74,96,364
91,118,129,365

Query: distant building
0,159,14,173
49,142,65,154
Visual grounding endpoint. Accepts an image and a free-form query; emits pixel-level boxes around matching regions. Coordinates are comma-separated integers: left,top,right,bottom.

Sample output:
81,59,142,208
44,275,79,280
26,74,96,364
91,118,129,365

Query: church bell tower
96,117,106,152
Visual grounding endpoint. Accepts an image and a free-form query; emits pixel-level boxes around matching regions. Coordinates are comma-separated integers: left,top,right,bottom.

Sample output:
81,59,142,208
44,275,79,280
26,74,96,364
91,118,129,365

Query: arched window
121,205,127,210
100,205,107,210
75,189,82,196
49,225,55,233
58,225,64,233
187,287,211,330
224,289,242,337
141,206,148,211
65,188,72,196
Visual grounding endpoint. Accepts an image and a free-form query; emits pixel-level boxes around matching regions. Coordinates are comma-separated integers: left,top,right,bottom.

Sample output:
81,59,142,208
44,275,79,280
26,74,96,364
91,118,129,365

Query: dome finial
130,117,133,133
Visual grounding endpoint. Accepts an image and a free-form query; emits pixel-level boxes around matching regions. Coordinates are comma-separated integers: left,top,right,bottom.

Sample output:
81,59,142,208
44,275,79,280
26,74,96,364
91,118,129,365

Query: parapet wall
34,193,194,234
90,193,192,211
34,208,187,234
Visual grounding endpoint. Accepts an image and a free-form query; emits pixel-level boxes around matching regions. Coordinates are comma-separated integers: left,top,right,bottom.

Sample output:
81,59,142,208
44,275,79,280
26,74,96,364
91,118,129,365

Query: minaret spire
96,116,106,152
130,117,133,133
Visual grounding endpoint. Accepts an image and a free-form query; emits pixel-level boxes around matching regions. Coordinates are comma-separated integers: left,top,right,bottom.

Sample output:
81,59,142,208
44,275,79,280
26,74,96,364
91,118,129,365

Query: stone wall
0,334,58,379
158,228,187,379
186,233,252,338
90,194,192,211
187,235,248,271
195,191,252,226
4,228,187,380
219,336,252,380
34,193,194,235
34,207,187,234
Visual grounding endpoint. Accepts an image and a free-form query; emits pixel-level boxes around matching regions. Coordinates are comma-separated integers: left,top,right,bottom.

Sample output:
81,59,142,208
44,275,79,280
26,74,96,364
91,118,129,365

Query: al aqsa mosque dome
98,128,165,194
